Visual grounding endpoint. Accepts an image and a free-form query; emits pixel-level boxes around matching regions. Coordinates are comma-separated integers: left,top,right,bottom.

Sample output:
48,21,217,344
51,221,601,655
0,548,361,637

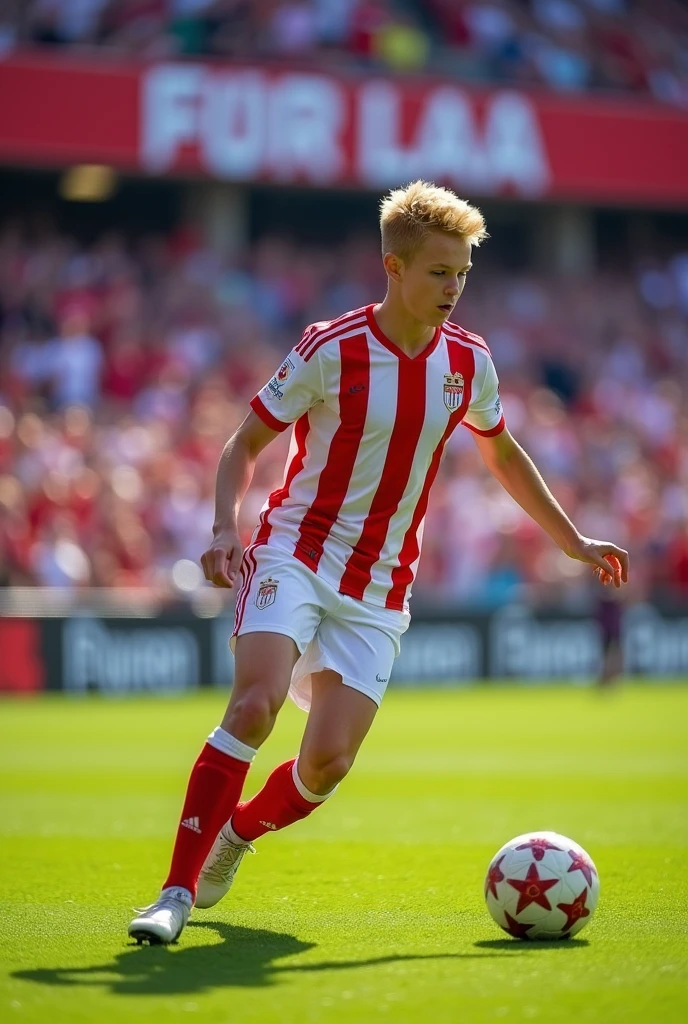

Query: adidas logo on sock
181,816,202,833
259,820,277,830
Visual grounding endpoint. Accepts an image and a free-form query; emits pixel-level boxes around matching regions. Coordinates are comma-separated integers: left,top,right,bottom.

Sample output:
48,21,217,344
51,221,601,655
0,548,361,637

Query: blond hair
380,180,488,262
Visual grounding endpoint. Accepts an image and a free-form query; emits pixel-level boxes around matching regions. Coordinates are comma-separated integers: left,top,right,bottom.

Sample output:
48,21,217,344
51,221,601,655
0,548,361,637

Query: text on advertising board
141,66,550,195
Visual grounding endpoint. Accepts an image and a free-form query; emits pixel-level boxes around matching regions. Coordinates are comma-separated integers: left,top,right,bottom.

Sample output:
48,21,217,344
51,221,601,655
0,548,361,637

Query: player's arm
472,427,629,587
201,411,280,589
203,333,325,589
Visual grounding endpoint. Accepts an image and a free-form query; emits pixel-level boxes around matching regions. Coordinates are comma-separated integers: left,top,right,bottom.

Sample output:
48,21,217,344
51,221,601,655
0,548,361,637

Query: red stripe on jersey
300,315,367,363
296,309,367,358
254,413,311,546
250,394,290,433
295,311,357,353
295,327,315,354
293,333,370,571
339,357,427,602
444,322,490,354
386,342,477,610
463,414,506,437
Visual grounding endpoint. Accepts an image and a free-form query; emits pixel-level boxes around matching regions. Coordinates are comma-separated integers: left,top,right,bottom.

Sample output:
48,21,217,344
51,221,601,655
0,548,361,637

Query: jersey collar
365,304,441,362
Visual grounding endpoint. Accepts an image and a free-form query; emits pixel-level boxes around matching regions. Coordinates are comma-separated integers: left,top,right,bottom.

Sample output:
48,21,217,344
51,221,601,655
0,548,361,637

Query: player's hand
566,536,629,588
200,529,243,589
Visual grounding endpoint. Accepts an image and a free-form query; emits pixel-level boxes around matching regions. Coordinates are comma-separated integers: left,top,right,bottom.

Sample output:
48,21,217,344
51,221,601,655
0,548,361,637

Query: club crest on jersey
443,371,464,412
255,577,279,609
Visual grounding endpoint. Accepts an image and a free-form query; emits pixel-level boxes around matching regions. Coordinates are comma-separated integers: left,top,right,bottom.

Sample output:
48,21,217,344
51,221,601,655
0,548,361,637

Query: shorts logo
443,371,464,412
256,577,279,609
375,674,388,684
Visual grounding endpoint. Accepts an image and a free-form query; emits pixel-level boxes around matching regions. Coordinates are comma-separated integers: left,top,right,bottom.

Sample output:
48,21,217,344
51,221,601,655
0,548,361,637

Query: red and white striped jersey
249,304,505,612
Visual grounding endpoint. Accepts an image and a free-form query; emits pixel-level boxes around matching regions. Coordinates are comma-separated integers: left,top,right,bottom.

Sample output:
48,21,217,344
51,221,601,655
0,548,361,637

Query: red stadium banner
0,619,45,692
1,52,688,204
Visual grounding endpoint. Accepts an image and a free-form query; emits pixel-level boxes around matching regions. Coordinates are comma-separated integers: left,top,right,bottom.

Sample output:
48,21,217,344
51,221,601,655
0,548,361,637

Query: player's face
399,232,473,326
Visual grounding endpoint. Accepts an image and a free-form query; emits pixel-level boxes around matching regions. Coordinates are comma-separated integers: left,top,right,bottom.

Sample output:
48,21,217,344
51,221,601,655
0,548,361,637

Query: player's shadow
13,920,504,996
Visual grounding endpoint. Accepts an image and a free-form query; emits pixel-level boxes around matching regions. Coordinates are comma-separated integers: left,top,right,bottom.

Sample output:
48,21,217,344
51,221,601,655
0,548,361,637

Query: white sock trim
207,726,256,763
292,758,337,803
223,819,249,846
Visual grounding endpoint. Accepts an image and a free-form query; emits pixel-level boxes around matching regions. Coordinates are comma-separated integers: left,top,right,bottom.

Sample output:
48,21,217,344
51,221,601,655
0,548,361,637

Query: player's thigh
298,668,380,785
222,632,300,743
229,631,300,710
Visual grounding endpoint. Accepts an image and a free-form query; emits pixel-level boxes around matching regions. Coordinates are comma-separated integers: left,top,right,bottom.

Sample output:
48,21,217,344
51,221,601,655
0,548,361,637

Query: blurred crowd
1,218,687,608
0,0,687,106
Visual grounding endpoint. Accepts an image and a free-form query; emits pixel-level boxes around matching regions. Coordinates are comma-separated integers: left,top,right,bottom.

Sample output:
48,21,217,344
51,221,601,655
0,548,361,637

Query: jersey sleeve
462,353,506,437
250,339,324,432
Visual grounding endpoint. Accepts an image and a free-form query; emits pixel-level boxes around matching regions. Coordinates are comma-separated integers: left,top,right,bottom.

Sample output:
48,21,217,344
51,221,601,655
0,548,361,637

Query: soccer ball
484,831,600,940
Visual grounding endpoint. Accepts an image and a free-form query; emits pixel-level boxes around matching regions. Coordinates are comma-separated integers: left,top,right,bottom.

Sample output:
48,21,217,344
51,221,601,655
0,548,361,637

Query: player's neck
372,299,436,358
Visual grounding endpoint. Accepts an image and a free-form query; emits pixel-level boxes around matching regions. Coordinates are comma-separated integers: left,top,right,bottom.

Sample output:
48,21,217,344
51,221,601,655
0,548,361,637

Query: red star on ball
515,837,563,861
507,861,559,914
557,887,590,932
501,910,535,939
485,855,506,900
567,848,596,887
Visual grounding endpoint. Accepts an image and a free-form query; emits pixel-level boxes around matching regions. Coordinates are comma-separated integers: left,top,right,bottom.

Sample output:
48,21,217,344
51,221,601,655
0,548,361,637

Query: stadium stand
0,0,685,104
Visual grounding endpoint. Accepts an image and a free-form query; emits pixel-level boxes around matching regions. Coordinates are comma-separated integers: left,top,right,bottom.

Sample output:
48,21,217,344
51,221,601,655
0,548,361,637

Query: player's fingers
211,549,233,588
227,543,243,586
589,551,613,575
589,552,621,587
611,547,630,583
604,554,621,588
604,551,627,587
594,566,612,586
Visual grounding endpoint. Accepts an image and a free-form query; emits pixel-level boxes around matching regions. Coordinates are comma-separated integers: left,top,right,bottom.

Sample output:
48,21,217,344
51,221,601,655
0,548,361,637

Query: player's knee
223,691,280,746
302,751,353,793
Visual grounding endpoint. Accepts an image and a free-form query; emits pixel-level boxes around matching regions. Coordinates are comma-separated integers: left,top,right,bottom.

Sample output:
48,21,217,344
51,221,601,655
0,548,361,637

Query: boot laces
203,841,256,886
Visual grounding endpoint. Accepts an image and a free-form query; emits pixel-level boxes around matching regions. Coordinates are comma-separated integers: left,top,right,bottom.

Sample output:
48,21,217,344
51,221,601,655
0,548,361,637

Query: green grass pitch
1,684,687,1024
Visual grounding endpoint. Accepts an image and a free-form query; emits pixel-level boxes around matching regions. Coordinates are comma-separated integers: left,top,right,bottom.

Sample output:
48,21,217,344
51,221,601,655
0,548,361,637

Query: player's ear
383,252,404,282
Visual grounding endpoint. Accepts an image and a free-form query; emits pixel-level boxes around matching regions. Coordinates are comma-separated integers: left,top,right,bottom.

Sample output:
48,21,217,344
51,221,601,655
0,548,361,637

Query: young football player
129,180,629,944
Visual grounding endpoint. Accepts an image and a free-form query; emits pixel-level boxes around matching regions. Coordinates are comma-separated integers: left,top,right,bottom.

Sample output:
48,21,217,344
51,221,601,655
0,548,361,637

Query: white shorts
231,544,410,711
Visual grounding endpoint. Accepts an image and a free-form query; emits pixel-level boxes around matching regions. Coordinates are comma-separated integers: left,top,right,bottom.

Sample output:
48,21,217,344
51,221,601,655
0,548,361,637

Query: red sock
163,742,251,896
231,758,329,842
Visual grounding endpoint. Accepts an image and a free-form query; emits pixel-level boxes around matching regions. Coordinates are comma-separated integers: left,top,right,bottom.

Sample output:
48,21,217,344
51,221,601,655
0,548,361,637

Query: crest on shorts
255,577,279,609
443,371,464,412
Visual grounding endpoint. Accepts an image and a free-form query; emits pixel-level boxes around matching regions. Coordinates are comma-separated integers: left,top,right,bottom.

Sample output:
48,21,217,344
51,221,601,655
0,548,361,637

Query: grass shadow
13,920,506,996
